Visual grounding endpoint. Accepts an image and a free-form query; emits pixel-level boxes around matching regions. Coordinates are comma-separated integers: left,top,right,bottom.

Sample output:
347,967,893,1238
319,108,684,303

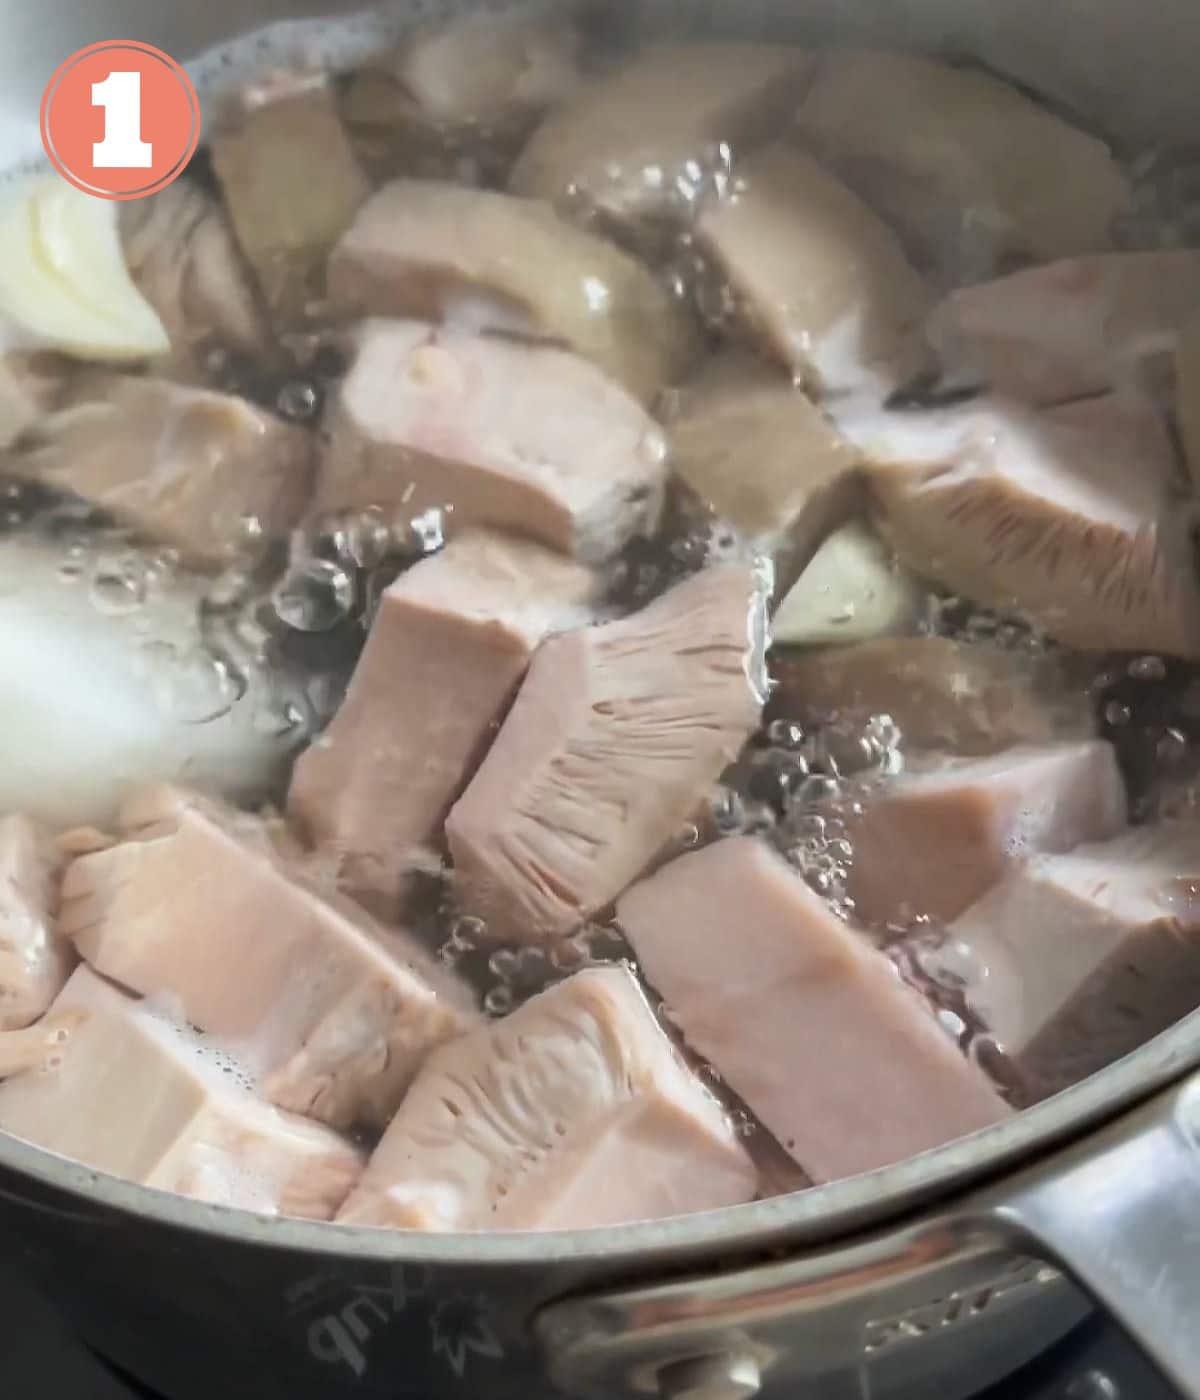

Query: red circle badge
41,41,201,201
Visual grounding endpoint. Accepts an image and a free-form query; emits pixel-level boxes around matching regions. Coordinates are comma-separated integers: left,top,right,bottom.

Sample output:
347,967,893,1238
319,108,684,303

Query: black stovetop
0,1255,1176,1399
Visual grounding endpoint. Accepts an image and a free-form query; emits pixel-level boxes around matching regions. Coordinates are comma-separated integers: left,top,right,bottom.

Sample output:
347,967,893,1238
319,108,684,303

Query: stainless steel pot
3,2,1200,1397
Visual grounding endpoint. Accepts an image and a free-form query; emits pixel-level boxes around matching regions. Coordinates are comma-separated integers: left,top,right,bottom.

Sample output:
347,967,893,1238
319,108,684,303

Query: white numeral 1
92,71,153,169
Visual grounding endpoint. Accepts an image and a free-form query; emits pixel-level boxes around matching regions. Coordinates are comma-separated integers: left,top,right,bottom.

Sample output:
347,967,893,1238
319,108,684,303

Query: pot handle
976,1070,1200,1400
538,1074,1200,1399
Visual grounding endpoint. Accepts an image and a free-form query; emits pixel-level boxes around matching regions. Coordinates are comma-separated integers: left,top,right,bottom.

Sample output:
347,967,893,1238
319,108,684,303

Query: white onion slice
773,521,923,646
0,177,169,361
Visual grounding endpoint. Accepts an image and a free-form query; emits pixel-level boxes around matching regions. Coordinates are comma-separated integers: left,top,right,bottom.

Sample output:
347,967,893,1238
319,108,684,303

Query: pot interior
0,0,1198,1268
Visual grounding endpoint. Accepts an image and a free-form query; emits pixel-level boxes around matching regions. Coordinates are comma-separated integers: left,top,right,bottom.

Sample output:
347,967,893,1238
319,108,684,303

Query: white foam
137,994,262,1095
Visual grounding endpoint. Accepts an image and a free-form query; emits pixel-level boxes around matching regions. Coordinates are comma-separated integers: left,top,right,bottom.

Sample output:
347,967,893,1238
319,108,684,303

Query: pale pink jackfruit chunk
771,637,1095,758
212,82,370,321
697,144,931,396
794,51,1128,285
842,741,1127,928
665,353,863,574
318,320,668,563
510,42,812,231
337,966,757,1230
327,182,699,404
0,965,363,1219
120,180,271,380
925,252,1200,406
950,822,1200,1099
851,392,1200,657
0,353,63,450
0,814,73,1032
1177,315,1200,492
394,8,582,129
618,838,1011,1183
59,786,477,1130
340,8,582,188
445,562,770,941
15,374,313,565
289,530,599,911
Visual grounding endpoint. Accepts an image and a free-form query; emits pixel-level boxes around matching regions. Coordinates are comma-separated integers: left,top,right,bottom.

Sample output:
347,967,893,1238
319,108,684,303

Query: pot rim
1,1007,1196,1269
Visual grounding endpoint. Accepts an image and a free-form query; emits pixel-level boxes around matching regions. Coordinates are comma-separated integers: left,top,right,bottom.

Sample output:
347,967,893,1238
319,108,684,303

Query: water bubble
438,914,487,967
1104,700,1133,727
734,1109,757,1140
789,753,813,782
484,986,515,1017
767,719,804,749
711,787,746,835
792,813,827,841
89,556,148,616
320,519,354,563
488,949,519,980
663,266,689,301
937,1007,968,1041
1127,655,1167,682
866,713,902,751
452,915,486,944
344,512,392,570
1065,1371,1120,1400
275,379,322,423
915,936,980,991
252,699,308,739
571,923,628,968
708,526,739,561
409,508,446,555
669,532,709,568
237,515,264,548
515,947,547,975
272,559,355,632
145,644,247,724
878,748,905,777
203,345,231,378
795,775,841,807
967,1033,1009,1074
1157,727,1190,769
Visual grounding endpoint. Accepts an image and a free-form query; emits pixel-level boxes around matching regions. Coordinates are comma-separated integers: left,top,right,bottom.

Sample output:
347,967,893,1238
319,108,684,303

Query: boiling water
6,1,1200,1168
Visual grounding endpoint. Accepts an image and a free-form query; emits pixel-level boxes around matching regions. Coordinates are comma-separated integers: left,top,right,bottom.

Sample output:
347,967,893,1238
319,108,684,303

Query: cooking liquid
4,4,1200,1181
